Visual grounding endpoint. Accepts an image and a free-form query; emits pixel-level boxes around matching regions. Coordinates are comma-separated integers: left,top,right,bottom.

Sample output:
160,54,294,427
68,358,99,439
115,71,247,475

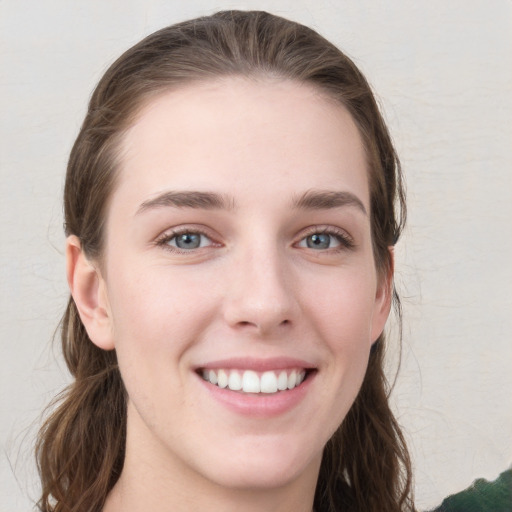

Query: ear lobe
370,247,394,343
66,235,115,351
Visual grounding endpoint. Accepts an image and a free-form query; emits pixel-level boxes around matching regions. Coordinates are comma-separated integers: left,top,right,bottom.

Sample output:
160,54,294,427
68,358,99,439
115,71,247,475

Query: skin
68,77,392,512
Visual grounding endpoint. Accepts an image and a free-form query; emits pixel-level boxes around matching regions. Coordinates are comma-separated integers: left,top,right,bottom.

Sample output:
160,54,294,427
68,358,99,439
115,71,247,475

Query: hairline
92,73,379,269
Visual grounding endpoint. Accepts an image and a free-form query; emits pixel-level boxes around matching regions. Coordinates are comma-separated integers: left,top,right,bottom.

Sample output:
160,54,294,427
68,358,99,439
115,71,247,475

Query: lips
200,368,307,393
195,358,317,417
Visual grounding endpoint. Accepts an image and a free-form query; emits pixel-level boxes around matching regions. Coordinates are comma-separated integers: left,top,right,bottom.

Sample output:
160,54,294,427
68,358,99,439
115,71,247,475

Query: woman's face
94,78,390,491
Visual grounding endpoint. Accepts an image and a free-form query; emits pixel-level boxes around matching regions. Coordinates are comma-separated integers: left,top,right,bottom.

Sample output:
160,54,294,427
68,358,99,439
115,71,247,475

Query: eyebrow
292,190,367,215
137,190,235,214
136,189,367,215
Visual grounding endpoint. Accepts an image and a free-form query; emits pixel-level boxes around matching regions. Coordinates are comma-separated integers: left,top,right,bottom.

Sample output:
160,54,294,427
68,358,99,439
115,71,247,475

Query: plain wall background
1,1,511,510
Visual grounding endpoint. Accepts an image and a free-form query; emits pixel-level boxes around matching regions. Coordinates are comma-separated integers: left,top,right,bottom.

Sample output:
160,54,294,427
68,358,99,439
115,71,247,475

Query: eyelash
296,226,355,252
155,227,218,254
155,226,355,254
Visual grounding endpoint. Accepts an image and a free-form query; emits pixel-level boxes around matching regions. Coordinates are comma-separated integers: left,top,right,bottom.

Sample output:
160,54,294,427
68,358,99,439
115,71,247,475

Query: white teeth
208,370,218,385
242,370,260,393
287,370,297,389
260,371,278,393
217,369,228,388
201,368,308,394
228,371,242,391
277,371,288,391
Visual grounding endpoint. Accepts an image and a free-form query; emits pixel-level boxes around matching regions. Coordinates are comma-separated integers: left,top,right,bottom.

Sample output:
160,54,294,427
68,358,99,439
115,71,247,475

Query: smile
200,368,308,394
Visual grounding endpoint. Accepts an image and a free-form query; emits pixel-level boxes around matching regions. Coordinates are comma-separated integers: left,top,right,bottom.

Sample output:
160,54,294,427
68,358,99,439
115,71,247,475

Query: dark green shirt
428,469,512,512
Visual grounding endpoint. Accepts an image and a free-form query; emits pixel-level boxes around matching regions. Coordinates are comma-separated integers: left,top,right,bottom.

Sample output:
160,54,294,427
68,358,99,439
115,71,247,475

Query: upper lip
196,357,316,372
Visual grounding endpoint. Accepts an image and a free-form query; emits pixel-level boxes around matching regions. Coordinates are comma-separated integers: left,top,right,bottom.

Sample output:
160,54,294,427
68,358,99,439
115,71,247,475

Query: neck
105,475,317,512
103,407,320,512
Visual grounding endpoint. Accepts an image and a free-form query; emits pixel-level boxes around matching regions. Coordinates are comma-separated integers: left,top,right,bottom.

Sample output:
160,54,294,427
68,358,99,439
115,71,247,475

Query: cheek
105,259,220,377
311,273,377,346
105,264,218,418
308,271,376,400
109,256,210,329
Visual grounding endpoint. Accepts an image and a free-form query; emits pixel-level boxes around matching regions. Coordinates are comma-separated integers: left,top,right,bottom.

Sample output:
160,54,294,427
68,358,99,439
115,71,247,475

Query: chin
196,439,322,491
208,464,308,491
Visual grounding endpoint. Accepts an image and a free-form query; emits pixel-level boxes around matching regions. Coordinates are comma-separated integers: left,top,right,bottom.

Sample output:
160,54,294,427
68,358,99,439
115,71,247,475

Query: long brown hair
36,11,413,512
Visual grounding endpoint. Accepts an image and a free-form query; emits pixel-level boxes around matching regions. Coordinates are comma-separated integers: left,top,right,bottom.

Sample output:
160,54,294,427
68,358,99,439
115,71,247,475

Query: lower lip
197,372,315,418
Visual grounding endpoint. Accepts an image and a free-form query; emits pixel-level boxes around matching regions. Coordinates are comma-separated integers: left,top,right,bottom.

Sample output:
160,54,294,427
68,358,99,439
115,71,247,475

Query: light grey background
1,1,511,511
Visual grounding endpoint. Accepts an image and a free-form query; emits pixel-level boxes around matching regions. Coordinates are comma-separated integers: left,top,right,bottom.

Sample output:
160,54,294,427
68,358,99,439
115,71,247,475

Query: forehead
115,77,369,211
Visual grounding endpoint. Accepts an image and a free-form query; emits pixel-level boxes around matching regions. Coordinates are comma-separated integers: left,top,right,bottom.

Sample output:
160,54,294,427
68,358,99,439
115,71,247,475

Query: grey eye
299,233,341,251
169,232,209,250
176,233,200,249
305,233,337,249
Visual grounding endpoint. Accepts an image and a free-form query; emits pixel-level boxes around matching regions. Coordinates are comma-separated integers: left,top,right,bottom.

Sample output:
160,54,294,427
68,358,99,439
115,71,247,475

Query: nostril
237,319,291,327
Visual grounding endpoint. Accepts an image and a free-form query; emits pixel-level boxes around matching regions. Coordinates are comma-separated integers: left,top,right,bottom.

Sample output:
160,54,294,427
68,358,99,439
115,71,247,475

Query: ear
66,235,115,350
370,246,394,343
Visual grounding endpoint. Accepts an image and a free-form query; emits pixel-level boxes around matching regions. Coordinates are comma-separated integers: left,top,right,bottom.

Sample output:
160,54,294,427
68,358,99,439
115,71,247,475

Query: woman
36,10,413,512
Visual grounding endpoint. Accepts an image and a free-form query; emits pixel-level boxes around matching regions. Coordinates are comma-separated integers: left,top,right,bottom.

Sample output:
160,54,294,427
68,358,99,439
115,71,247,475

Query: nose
222,246,298,336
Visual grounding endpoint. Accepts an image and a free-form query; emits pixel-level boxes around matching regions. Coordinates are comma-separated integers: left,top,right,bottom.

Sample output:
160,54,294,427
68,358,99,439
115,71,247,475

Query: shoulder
427,468,512,512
